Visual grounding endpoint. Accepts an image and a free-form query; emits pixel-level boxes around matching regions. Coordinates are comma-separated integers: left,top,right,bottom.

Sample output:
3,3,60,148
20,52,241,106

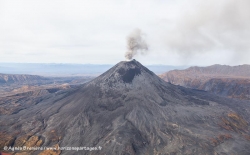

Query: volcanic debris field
0,59,250,155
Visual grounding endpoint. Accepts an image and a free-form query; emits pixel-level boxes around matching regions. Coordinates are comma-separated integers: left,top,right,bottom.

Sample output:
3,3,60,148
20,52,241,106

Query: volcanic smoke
125,29,148,60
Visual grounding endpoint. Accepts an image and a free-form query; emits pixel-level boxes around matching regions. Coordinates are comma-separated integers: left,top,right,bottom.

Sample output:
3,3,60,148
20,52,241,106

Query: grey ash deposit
0,59,250,155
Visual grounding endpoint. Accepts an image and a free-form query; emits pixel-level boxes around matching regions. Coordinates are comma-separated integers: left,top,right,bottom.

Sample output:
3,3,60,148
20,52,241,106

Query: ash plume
162,0,250,64
125,29,148,60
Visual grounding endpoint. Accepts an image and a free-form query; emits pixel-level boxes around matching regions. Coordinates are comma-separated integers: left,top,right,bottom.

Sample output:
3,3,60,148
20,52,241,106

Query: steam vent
1,59,250,155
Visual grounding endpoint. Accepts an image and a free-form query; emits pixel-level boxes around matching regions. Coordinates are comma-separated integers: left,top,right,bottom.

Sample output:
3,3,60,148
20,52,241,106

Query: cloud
0,0,249,65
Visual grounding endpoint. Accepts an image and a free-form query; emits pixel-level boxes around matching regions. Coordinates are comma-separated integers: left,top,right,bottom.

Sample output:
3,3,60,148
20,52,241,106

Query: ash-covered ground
1,60,250,155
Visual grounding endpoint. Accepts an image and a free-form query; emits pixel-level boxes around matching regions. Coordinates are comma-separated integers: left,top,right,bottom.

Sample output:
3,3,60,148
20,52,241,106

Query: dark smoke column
125,29,148,60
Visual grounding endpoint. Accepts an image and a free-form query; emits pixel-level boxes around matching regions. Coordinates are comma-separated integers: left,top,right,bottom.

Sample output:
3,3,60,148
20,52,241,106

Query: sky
0,0,250,66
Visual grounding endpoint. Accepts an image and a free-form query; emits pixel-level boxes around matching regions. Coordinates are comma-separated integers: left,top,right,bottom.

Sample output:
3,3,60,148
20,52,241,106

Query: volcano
1,59,250,155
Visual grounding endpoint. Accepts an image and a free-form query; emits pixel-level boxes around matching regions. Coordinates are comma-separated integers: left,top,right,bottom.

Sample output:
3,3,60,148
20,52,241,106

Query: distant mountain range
160,64,250,100
0,73,93,98
0,73,48,84
0,63,187,76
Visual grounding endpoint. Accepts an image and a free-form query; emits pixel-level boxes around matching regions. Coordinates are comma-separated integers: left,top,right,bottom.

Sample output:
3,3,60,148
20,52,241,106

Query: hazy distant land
0,63,188,76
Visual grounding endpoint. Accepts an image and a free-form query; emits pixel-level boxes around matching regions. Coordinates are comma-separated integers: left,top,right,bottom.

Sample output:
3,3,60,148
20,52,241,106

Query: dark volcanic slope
1,60,250,155
160,64,250,100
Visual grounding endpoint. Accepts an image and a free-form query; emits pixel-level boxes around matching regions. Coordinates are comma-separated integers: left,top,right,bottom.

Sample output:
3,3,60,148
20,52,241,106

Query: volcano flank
1,59,250,155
